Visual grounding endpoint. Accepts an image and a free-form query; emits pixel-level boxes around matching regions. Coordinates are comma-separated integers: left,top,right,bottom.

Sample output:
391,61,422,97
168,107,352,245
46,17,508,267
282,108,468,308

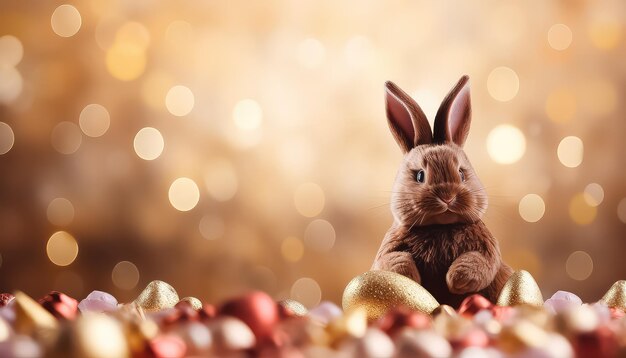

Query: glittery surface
342,271,439,321
13,291,58,335
134,281,180,312
279,299,309,317
496,270,544,307
179,297,202,311
600,280,626,311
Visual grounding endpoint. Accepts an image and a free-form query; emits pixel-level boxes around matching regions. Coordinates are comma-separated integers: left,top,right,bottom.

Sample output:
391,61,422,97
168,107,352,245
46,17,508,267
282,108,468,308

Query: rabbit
372,75,513,308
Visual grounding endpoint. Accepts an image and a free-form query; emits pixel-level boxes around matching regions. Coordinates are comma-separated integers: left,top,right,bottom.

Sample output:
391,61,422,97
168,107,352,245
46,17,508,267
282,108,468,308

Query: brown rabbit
372,75,512,308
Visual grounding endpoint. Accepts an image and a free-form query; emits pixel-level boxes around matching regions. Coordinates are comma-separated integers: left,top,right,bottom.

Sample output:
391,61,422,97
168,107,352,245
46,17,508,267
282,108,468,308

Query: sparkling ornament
544,291,582,314
78,291,118,313
178,297,202,311
498,320,549,353
496,270,543,307
38,291,78,320
220,291,279,340
342,271,439,321
326,308,368,346
600,280,626,312
0,294,14,307
134,280,180,312
12,291,58,338
278,299,308,318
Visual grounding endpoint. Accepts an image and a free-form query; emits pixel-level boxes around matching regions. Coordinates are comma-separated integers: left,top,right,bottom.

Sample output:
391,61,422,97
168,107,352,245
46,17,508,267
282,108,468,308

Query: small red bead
220,291,279,341
38,291,78,320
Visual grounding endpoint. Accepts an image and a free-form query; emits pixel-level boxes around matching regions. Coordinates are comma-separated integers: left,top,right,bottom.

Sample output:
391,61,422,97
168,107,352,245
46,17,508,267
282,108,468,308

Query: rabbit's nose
440,194,456,204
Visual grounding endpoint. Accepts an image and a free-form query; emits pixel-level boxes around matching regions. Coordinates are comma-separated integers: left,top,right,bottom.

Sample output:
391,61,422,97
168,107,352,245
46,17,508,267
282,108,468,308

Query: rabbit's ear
433,75,471,147
385,81,432,153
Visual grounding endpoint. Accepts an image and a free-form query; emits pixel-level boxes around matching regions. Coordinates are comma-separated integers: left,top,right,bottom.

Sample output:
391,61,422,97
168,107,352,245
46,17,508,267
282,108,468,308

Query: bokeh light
281,237,304,263
547,24,573,50
617,198,626,224
79,104,111,137
106,42,147,81
47,198,75,226
165,85,195,117
50,122,82,155
588,13,621,50
566,251,593,281
294,182,325,217
487,66,519,102
290,277,322,308
116,22,150,50
233,99,263,130
51,5,82,38
111,261,140,290
557,136,583,168
133,127,164,160
0,67,23,104
0,122,15,155
168,177,200,211
583,183,604,207
46,231,79,266
486,124,526,164
304,219,336,252
0,35,23,67
518,194,545,223
569,193,597,225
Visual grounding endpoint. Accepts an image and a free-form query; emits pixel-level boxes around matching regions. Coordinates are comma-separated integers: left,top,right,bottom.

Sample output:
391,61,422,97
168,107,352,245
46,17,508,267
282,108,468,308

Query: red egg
377,306,431,337
457,294,493,317
220,291,279,340
38,291,78,320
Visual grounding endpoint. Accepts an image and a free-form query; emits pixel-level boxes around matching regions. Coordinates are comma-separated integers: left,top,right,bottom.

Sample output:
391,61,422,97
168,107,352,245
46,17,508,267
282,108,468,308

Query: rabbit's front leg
446,251,498,294
372,251,421,283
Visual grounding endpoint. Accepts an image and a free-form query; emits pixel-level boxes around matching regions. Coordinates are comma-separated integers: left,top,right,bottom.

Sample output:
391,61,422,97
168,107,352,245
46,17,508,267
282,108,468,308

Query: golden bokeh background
0,0,625,306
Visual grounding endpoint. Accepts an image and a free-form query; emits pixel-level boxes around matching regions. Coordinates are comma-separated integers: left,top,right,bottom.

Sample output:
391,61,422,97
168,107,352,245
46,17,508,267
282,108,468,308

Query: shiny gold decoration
72,314,130,358
498,320,549,353
432,304,457,318
600,280,626,311
279,299,309,316
134,280,180,312
179,296,202,310
496,270,544,307
342,271,439,321
326,307,368,346
13,291,58,337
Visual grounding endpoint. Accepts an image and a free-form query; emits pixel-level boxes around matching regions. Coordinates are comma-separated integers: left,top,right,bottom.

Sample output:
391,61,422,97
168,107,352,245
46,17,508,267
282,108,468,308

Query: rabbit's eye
416,170,425,183
459,169,465,182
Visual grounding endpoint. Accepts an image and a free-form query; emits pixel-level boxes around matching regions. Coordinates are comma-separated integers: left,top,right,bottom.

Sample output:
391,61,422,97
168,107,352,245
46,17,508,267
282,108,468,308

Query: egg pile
0,274,625,357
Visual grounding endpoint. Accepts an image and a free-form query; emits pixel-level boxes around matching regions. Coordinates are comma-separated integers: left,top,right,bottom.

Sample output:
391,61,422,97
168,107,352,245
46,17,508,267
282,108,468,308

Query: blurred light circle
0,35,23,67
51,122,82,154
304,219,336,252
518,194,545,223
133,127,164,160
545,88,576,123
0,66,23,104
583,183,604,207
487,66,519,102
169,177,200,211
294,182,325,217
199,215,224,240
557,136,583,168
290,277,322,308
165,85,195,117
547,24,573,50
233,99,263,130
617,198,626,224
115,22,150,50
297,38,326,69
47,198,75,226
566,251,593,281
47,231,79,266
0,122,15,155
569,193,597,225
51,5,82,37
204,159,238,201
79,104,110,137
281,236,304,262
111,261,140,290
106,41,146,81
486,124,526,164
588,14,621,50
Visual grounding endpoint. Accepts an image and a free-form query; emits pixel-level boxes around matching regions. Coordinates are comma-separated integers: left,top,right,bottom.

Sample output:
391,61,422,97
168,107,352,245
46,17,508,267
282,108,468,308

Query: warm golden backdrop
0,0,624,306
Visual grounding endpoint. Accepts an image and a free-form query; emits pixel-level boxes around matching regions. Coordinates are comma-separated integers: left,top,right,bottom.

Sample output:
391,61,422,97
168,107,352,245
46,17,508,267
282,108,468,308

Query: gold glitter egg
342,270,439,321
13,291,58,338
496,270,544,307
600,280,626,311
134,280,180,312
180,296,203,310
279,299,309,316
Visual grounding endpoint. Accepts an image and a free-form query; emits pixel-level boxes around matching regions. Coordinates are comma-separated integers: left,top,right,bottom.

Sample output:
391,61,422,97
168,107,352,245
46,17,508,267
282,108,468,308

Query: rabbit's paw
446,252,490,294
